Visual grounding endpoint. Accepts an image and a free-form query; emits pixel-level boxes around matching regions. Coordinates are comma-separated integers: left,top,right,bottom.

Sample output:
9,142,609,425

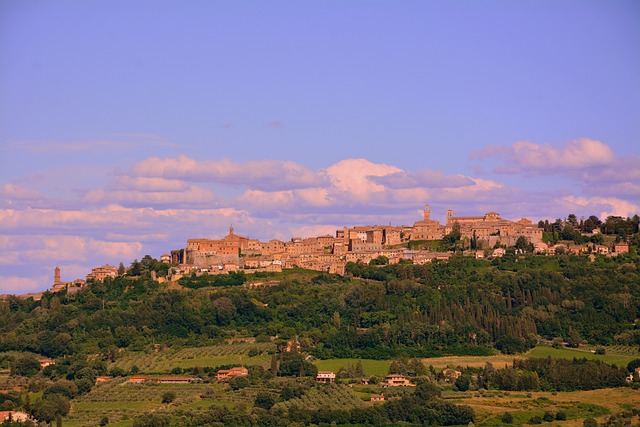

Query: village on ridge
47,204,630,295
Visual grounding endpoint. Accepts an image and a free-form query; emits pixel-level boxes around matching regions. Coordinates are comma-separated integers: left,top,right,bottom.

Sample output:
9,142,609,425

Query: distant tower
446,209,454,223
54,266,61,286
423,204,431,221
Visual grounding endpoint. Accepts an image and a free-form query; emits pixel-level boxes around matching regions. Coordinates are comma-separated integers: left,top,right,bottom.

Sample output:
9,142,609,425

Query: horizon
1,0,639,293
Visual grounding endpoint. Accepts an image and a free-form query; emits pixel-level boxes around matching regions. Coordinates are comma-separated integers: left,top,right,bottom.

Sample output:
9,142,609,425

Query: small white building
316,371,336,383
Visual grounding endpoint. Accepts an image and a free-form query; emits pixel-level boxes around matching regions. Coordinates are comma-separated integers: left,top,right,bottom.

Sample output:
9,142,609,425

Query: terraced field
273,383,367,412
109,342,274,373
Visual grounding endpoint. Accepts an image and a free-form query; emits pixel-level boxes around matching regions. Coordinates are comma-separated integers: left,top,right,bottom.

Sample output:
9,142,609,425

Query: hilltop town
39,204,635,296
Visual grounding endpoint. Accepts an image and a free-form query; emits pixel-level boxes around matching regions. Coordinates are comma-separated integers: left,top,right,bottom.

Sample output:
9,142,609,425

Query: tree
161,391,176,404
501,412,514,424
455,375,471,392
133,414,170,427
31,394,70,424
254,392,275,410
414,380,441,401
627,359,640,373
442,223,462,251
117,262,125,276
14,355,40,377
584,418,598,427
369,256,389,266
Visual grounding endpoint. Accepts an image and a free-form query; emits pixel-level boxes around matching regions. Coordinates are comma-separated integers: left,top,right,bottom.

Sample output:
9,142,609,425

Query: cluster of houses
44,203,633,294
166,205,554,278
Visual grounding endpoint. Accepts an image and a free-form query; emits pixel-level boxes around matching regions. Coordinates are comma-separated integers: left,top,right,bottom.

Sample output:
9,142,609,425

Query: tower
423,204,431,221
54,266,61,286
446,209,454,223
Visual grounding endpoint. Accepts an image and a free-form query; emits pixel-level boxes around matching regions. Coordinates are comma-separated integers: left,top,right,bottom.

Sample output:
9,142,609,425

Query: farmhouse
0,411,32,423
370,393,385,402
217,366,249,380
316,371,336,383
39,359,55,369
129,376,146,384
158,377,197,384
382,374,414,387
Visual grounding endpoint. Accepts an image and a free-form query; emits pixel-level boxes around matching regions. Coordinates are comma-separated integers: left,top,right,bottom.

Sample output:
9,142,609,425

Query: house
492,248,506,258
0,411,32,423
533,241,549,254
217,366,249,380
382,374,414,387
86,264,119,282
129,376,146,384
442,369,462,382
370,393,385,402
158,377,195,384
95,376,111,384
316,371,336,383
614,243,629,254
39,359,55,369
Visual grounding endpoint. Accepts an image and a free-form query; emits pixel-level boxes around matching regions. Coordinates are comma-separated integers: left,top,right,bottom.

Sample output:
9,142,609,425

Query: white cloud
559,196,640,220
130,155,325,190
472,138,616,171
0,275,47,295
0,183,44,202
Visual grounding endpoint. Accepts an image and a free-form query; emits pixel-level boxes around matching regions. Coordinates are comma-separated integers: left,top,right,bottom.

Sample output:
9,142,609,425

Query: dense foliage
1,253,639,361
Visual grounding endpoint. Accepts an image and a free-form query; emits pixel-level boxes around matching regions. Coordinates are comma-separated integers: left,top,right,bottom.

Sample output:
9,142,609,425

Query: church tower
54,266,61,286
423,204,431,221
446,209,454,224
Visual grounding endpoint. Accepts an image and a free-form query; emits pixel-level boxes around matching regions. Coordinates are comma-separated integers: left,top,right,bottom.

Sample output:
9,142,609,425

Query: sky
1,0,639,294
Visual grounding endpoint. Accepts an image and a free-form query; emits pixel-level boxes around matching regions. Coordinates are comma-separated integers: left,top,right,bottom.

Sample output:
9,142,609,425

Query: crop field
421,353,525,370
272,383,366,412
527,345,639,367
109,342,274,373
416,345,639,371
313,358,391,378
65,377,226,426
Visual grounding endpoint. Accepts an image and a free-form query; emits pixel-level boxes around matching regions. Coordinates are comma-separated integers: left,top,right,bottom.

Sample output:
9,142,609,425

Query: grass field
313,358,391,378
421,353,525,370
460,388,640,427
526,345,639,367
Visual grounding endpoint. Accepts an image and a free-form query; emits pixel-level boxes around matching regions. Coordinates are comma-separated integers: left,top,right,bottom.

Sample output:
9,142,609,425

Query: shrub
254,392,275,410
555,411,567,421
501,412,514,424
583,418,598,427
529,415,542,424
543,411,554,422
161,391,176,404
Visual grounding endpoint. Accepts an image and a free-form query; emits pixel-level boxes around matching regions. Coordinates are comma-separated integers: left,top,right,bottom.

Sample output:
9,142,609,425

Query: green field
110,342,273,373
313,358,391,378
526,345,639,367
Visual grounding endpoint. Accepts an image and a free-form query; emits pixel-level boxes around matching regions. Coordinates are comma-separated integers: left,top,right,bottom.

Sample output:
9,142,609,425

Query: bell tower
446,209,454,223
54,266,61,286
423,204,431,221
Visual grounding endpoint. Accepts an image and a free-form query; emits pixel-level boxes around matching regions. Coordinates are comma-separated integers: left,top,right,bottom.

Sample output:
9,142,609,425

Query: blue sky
1,0,639,293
